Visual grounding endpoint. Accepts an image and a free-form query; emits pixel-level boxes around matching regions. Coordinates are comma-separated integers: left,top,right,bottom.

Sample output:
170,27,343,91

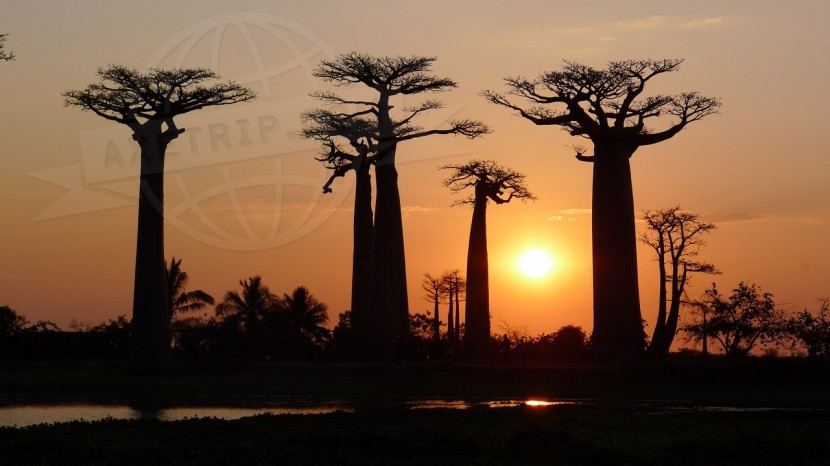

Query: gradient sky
1,1,829,346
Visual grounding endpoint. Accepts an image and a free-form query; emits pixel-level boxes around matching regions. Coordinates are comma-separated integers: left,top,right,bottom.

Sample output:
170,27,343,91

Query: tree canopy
483,59,720,154
441,159,536,206
0,34,14,61
63,66,255,124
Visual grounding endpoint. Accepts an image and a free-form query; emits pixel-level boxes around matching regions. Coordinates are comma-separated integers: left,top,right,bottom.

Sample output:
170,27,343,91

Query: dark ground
2,358,830,464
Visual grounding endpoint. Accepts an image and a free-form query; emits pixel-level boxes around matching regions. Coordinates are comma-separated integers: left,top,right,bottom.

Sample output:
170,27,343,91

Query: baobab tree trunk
370,150,410,359
350,159,373,350
454,275,460,348
658,269,687,355
131,126,171,371
464,193,490,360
590,144,645,363
648,259,668,356
431,295,440,344
447,280,455,352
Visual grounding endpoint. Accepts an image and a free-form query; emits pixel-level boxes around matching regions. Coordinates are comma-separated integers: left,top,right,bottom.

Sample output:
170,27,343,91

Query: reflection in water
0,398,566,428
525,400,559,407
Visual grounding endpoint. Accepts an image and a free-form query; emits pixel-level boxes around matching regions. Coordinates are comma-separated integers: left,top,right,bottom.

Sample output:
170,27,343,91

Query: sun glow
518,249,554,278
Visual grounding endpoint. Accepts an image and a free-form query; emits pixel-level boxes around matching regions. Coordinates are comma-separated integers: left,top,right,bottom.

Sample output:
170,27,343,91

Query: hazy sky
2,1,829,343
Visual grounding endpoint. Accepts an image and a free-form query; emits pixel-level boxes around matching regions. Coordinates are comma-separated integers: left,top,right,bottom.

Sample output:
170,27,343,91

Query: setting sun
518,249,554,278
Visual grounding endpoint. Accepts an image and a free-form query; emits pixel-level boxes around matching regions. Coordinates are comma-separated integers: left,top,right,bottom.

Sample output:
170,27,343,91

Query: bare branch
441,159,536,207
0,33,15,61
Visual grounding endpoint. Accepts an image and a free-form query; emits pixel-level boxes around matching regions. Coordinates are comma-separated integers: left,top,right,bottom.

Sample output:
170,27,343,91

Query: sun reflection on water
525,400,558,407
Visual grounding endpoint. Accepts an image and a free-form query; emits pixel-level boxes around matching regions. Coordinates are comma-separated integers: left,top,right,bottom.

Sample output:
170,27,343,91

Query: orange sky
1,1,829,346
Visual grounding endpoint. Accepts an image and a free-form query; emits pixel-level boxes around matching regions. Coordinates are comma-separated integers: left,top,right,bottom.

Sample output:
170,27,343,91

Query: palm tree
277,286,330,344
167,257,214,317
215,276,277,332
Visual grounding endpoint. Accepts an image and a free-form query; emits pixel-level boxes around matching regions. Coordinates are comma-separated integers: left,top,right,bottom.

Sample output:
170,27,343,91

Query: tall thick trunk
432,296,440,343
463,194,490,359
659,268,687,355
369,149,410,359
454,277,460,348
131,129,170,371
350,160,373,349
447,282,455,349
648,259,668,355
591,145,644,363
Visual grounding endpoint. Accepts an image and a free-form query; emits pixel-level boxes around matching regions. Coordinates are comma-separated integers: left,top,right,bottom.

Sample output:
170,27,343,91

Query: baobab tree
0,34,14,61
640,207,718,357
484,59,720,362
441,269,466,353
442,160,535,359
301,112,378,347
312,53,489,356
64,66,254,370
421,273,445,343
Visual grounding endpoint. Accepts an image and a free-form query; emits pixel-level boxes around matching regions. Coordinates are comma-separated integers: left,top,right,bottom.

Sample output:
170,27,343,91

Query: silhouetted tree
89,315,132,357
276,286,330,346
438,270,467,354
1,305,27,356
312,53,489,358
301,115,377,349
682,282,785,356
167,257,215,317
640,207,718,357
421,273,445,343
64,67,254,370
0,34,13,61
442,160,535,359
484,59,720,362
786,299,830,358
216,276,277,334
330,310,356,356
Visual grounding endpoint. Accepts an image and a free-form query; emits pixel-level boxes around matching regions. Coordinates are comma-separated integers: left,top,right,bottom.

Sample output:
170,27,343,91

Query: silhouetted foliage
523,325,590,364
64,66,254,370
88,315,132,358
0,34,13,61
276,286,331,346
786,299,830,358
442,160,535,359
0,305,27,357
309,53,489,358
167,257,215,317
441,270,466,355
0,305,28,336
485,59,720,362
421,273,445,343
330,310,358,357
682,282,785,356
640,207,718,356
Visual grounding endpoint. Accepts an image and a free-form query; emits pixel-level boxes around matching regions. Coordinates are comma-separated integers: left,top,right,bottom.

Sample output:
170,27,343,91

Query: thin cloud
681,17,725,29
705,212,772,224
402,206,437,215
613,16,668,30
559,208,592,215
548,208,591,221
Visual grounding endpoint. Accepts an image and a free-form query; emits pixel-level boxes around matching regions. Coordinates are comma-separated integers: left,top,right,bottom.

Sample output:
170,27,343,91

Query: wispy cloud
704,212,772,224
559,208,592,215
548,208,591,221
704,212,829,225
613,16,668,30
402,206,437,215
681,17,724,29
